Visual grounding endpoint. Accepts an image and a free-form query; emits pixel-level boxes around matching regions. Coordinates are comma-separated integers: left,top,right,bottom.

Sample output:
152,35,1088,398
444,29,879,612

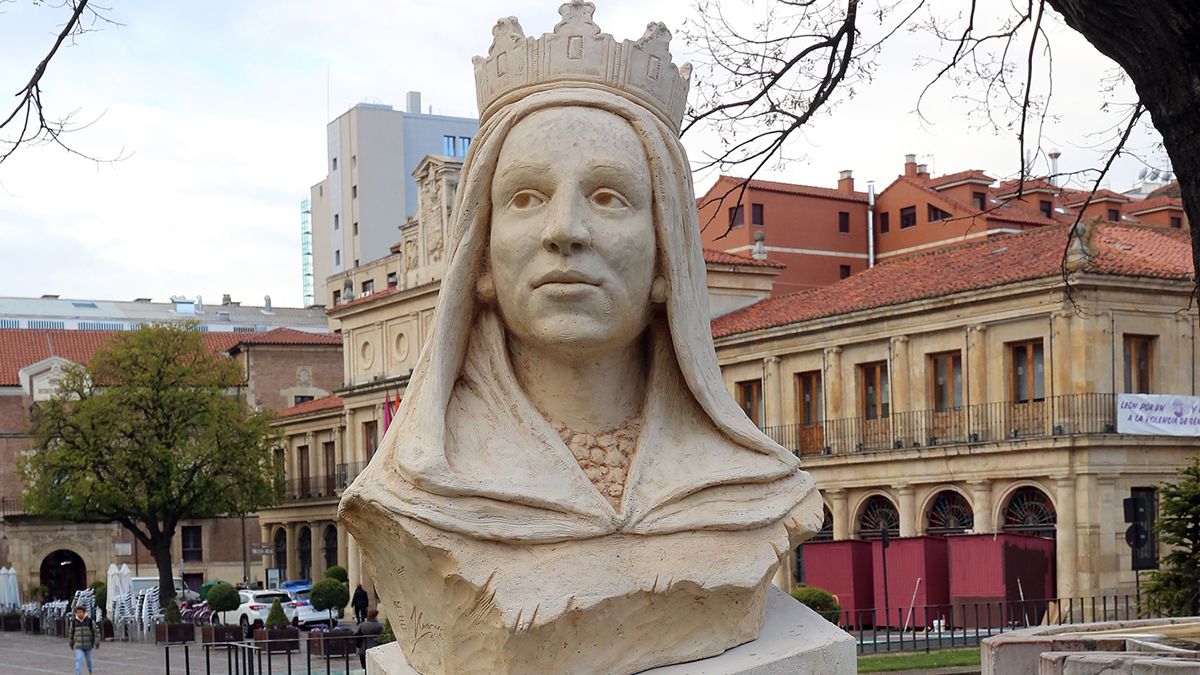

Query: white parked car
286,586,338,629
229,589,297,637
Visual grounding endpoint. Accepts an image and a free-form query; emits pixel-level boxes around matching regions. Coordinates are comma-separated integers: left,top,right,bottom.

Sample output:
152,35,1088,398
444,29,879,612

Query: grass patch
858,648,981,673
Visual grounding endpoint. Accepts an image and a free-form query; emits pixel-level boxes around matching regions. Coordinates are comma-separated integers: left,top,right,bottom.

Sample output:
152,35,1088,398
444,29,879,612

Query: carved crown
472,1,692,132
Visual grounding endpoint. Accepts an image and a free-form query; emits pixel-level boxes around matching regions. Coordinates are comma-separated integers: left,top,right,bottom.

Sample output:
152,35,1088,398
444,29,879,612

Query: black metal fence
848,592,1144,655
765,393,1118,457
165,634,366,674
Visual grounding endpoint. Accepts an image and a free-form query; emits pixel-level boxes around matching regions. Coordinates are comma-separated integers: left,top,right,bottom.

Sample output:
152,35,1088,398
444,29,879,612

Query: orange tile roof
1126,195,1185,215
231,327,341,347
1060,188,1131,207
891,175,1056,227
995,178,1059,197
926,170,994,189
702,248,785,269
0,329,258,386
1147,180,1181,199
712,223,1192,338
710,175,869,203
277,394,344,418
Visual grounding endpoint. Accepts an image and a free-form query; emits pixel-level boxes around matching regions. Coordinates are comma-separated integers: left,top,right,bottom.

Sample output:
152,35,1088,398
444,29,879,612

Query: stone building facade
712,221,1197,599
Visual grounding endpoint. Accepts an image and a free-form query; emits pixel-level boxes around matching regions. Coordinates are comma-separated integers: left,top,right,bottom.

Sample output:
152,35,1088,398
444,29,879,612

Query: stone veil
340,5,823,673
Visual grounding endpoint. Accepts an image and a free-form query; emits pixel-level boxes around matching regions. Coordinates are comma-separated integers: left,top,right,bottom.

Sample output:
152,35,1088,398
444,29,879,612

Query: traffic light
1123,491,1158,571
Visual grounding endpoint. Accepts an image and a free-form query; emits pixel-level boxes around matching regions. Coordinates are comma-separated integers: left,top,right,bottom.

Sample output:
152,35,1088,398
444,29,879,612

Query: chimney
406,91,422,114
916,164,930,180
1048,148,1061,186
837,170,855,193
751,231,768,261
263,295,272,312
195,295,203,312
904,154,918,177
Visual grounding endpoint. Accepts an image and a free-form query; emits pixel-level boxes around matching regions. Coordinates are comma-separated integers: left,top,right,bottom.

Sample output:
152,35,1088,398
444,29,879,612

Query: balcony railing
275,461,370,502
764,393,1121,456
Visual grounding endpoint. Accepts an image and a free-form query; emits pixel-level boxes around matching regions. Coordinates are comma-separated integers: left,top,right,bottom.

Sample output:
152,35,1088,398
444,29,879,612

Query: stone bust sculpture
340,3,822,673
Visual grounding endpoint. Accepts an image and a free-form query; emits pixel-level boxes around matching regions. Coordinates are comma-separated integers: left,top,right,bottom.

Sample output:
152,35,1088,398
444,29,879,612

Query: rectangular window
363,421,379,459
1039,200,1053,218
443,135,456,156
728,205,744,228
1124,335,1154,394
930,351,963,411
1010,339,1045,403
458,136,471,155
323,441,337,494
352,222,358,235
900,206,917,229
293,395,314,406
927,204,951,222
859,361,890,420
333,214,339,230
297,443,310,495
879,212,889,233
1130,486,1158,561
181,526,202,562
736,379,763,427
362,279,374,294
331,157,337,171
973,191,987,210
797,371,823,425
1170,216,1183,229
751,203,764,226
838,211,850,233
352,185,358,199
386,272,398,287
839,264,851,279
334,250,341,266
1108,208,1121,222
351,154,356,168
332,290,341,305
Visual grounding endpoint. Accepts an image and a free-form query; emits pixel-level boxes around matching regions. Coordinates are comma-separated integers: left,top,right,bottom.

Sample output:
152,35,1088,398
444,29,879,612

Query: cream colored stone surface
340,2,822,673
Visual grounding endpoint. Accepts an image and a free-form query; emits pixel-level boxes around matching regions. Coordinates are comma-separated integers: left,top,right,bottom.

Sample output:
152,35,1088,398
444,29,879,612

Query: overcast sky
0,1,1166,308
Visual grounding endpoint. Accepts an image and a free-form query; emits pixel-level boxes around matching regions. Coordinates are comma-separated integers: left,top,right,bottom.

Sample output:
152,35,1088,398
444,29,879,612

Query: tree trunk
1048,0,1200,294
153,537,177,608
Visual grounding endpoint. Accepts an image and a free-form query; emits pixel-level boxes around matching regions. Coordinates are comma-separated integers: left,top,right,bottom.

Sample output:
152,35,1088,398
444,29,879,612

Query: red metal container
947,533,1056,627
801,540,875,627
872,536,950,628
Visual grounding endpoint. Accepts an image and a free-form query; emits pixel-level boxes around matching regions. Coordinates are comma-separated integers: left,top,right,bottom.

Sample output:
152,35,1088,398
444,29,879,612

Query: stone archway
323,525,338,569
40,549,86,602
1001,485,1057,539
273,528,288,579
298,527,312,581
925,489,974,536
856,494,899,540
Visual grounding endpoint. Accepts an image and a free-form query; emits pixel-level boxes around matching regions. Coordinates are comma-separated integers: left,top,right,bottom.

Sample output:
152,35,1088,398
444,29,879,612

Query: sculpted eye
590,189,630,210
509,190,546,210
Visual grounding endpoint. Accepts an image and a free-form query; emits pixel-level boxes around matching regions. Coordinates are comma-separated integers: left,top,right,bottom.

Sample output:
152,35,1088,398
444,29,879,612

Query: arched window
812,505,834,542
857,495,899,540
273,528,288,579
1002,486,1057,538
323,525,338,569
926,490,974,536
298,527,312,580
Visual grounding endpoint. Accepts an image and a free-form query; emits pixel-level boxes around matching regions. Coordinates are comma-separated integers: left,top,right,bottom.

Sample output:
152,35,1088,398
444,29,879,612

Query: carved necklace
551,415,643,512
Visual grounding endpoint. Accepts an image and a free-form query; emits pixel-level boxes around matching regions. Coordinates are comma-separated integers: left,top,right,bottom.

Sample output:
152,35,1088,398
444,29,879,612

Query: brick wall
246,345,343,412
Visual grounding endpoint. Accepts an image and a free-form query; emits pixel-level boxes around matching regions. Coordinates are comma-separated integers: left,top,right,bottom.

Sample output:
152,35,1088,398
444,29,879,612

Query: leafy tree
205,583,241,626
1144,457,1200,617
264,598,289,630
324,565,348,584
790,586,842,624
311,577,350,626
20,323,278,607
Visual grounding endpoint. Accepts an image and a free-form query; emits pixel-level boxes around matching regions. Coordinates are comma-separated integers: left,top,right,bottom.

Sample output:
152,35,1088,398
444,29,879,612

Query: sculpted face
489,107,657,355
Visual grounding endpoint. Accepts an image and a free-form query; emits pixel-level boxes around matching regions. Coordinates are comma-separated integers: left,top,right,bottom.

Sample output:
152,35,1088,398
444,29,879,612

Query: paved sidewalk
0,631,365,674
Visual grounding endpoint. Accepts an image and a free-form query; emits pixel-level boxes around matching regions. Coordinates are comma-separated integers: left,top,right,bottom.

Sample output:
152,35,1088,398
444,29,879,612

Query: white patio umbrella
8,567,20,608
106,564,120,617
0,567,10,609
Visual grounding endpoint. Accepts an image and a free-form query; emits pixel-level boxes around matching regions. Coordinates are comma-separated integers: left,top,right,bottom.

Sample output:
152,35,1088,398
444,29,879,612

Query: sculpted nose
542,192,591,255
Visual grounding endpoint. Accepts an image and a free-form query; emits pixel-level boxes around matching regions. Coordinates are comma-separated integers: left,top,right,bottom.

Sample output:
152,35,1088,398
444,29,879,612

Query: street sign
250,545,273,556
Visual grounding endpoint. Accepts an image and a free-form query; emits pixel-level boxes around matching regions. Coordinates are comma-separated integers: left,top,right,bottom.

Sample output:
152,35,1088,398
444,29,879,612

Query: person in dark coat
351,584,369,624
68,604,100,675
354,608,384,670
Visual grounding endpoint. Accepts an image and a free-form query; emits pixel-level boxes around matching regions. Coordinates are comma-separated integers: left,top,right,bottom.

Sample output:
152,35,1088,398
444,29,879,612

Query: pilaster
763,356,783,428
891,336,910,412
897,485,917,538
967,479,994,533
1054,476,1078,598
828,489,849,541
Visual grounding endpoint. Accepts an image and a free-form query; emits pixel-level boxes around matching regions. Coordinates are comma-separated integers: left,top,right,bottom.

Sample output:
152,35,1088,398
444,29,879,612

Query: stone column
967,325,988,406
763,356,783,429
968,480,994,533
305,432,318,490
1054,476,1078,598
891,336,910,412
897,485,917,538
312,521,327,580
1051,311,1074,398
824,347,844,454
337,521,349,572
285,522,300,583
828,489,850,540
1095,474,1119,594
346,407,359,464
260,523,273,585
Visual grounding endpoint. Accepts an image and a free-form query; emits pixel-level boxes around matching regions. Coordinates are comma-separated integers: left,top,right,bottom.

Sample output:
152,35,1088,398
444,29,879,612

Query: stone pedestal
367,586,857,675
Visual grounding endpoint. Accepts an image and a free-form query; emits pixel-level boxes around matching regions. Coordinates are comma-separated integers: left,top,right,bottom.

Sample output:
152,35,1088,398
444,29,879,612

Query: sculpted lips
532,269,603,288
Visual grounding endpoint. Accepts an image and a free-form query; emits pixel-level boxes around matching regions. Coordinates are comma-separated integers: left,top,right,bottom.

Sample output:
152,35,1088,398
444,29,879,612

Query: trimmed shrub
264,598,289,629
790,586,842,624
323,565,348,584
206,583,241,625
311,577,350,623
164,598,183,625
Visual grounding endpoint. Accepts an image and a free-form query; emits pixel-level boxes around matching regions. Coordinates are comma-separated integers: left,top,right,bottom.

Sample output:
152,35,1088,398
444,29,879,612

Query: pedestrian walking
351,583,369,624
354,608,384,670
67,604,100,675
